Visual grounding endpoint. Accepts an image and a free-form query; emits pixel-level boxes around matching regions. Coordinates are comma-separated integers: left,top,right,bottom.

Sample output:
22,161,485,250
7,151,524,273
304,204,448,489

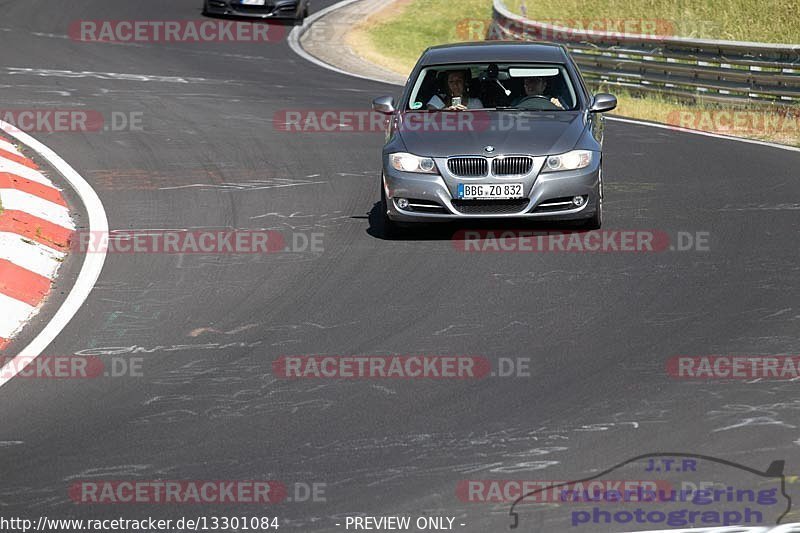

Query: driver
427,70,484,111
512,76,564,109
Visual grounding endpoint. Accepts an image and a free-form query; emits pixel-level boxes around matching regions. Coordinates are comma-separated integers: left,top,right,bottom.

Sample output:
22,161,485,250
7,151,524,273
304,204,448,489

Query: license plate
241,0,266,5
457,183,523,199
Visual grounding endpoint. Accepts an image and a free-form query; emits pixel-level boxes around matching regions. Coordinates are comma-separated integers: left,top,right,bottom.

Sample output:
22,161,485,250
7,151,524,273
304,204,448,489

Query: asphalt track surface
1,0,800,531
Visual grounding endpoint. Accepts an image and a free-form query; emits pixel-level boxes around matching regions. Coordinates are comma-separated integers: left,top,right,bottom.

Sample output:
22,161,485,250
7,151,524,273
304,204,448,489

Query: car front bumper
204,0,301,19
382,154,601,223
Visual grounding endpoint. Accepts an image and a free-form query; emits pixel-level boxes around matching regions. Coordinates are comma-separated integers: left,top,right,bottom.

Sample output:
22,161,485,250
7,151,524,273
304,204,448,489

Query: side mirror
590,93,617,113
372,96,396,114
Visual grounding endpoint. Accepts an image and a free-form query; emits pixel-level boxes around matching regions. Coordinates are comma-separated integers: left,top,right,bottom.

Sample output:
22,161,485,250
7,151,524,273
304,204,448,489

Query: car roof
418,41,569,66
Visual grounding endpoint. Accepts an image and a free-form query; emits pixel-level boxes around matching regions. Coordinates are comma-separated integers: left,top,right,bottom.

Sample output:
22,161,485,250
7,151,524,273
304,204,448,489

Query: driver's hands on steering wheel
517,95,564,109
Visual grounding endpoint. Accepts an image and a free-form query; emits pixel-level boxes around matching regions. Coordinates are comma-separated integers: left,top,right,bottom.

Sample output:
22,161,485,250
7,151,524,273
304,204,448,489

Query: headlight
542,150,594,172
389,153,438,174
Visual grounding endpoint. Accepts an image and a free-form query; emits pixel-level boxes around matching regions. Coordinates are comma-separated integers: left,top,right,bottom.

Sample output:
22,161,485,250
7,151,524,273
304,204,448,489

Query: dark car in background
372,42,617,236
203,0,310,24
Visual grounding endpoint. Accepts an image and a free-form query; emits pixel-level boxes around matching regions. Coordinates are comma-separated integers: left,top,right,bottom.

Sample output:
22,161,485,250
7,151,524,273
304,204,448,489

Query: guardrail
489,0,800,106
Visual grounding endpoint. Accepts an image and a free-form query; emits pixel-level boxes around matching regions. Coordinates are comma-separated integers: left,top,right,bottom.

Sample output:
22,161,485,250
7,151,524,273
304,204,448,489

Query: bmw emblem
484,145,495,153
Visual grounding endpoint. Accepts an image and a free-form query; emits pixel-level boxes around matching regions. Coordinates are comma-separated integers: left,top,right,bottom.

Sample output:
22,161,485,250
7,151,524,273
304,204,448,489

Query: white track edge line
288,1,800,154
0,121,109,388
606,116,800,153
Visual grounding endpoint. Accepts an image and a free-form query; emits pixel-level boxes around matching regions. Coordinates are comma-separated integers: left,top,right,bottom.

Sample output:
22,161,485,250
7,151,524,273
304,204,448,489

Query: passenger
512,76,564,109
427,70,484,111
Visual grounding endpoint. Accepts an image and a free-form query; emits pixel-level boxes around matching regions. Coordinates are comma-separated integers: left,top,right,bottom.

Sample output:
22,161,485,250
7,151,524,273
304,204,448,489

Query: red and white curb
0,120,107,390
0,135,75,350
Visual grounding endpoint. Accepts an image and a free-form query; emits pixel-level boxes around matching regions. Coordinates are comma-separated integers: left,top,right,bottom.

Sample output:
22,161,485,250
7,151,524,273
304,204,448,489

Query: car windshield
406,63,578,112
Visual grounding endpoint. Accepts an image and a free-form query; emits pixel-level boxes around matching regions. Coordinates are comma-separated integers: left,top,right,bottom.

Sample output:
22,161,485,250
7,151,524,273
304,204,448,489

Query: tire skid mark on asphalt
157,177,326,191
85,168,309,191
9,25,285,64
249,210,353,230
5,67,243,86
77,285,193,350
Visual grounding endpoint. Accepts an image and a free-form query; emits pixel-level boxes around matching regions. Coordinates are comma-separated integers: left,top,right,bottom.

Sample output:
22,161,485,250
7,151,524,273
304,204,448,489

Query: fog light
397,198,410,209
572,196,585,207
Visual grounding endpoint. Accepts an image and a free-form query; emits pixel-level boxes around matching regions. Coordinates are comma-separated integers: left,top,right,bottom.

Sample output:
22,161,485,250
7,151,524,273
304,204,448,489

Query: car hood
395,110,587,157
